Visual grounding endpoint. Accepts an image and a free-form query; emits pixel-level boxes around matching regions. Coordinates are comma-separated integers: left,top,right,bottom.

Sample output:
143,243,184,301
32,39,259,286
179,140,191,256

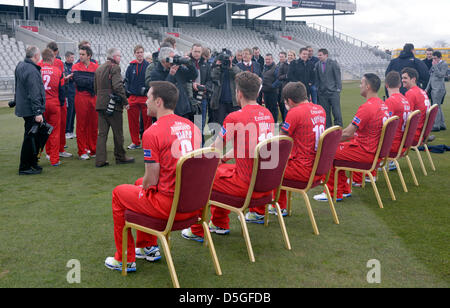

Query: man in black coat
14,46,46,175
149,47,198,121
287,47,315,99
385,43,429,95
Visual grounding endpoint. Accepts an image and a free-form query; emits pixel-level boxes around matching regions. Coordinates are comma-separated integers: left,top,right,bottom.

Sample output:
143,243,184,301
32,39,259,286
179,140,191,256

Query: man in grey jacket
426,51,448,131
315,48,342,128
14,46,46,175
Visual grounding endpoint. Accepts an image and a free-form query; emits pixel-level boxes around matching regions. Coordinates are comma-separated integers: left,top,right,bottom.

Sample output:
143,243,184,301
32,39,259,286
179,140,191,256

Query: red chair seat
282,178,322,190
210,190,273,209
125,210,199,232
334,160,373,170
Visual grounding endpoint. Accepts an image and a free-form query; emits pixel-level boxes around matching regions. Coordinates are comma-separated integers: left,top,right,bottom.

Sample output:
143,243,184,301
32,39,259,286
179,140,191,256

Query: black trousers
19,116,39,171
216,102,240,126
263,91,279,123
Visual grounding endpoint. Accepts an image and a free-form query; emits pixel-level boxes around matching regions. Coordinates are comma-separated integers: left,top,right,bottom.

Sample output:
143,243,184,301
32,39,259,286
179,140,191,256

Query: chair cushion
210,190,273,209
334,160,373,170
282,178,322,190
125,210,199,232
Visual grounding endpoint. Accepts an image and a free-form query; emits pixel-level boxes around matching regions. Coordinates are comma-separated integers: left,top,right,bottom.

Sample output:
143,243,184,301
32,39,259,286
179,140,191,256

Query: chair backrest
252,136,293,193
314,126,343,177
165,148,220,231
371,116,399,169
418,104,439,146
397,110,421,156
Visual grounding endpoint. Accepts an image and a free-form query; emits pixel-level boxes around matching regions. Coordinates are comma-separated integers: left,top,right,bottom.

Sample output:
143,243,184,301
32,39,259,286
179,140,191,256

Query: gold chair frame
121,147,222,288
333,116,399,209
280,126,342,236
209,135,293,263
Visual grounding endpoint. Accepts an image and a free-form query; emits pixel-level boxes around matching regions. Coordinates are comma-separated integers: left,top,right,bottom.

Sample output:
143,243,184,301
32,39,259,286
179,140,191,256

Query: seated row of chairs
120,104,439,287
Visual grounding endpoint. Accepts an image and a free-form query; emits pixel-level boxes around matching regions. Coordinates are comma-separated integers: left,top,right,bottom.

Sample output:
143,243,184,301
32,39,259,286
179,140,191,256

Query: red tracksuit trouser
325,142,375,199
43,101,60,165
59,103,67,153
127,95,151,146
111,178,199,262
75,92,97,156
191,163,271,237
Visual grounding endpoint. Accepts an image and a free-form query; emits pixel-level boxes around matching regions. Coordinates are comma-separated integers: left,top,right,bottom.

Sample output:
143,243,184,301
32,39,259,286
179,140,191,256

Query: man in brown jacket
94,47,134,167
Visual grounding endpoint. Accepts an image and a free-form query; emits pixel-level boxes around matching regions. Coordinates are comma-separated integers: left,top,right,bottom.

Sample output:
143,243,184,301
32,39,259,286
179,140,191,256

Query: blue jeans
65,93,76,134
310,85,318,104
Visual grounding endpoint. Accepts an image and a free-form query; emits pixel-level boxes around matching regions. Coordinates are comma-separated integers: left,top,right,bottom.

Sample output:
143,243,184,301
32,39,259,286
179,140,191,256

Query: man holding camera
149,47,198,121
15,46,46,175
94,48,134,168
210,49,242,125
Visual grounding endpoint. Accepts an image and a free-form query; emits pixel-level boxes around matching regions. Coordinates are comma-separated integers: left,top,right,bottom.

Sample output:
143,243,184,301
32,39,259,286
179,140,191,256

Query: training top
405,86,431,140
39,62,65,105
385,92,411,144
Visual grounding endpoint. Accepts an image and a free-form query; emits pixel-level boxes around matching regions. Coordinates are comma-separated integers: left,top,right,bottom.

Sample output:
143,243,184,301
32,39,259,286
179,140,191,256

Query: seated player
182,71,275,240
39,48,65,166
402,67,431,144
105,81,201,272
313,73,390,202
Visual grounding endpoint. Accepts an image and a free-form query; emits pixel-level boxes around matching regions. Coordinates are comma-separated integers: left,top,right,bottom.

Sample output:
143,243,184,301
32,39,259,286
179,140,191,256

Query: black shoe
95,162,109,168
431,128,440,132
427,135,436,142
19,168,42,175
440,127,447,131
32,165,43,171
116,157,135,164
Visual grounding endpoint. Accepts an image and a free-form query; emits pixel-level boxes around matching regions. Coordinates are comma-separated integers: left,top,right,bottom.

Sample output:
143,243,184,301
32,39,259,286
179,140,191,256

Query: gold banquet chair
208,135,293,263
410,104,439,176
281,126,343,236
386,110,421,192
333,116,400,209
121,147,221,288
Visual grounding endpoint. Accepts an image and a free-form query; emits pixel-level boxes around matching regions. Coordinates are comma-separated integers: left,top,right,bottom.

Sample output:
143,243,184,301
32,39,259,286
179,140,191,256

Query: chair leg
301,191,319,235
121,225,129,276
414,146,428,176
264,204,269,227
274,202,291,250
394,159,408,193
405,155,419,186
367,172,383,208
287,191,292,217
238,211,255,262
324,184,339,225
423,144,436,171
361,171,366,189
333,169,339,204
159,234,180,288
202,221,222,276
382,166,396,201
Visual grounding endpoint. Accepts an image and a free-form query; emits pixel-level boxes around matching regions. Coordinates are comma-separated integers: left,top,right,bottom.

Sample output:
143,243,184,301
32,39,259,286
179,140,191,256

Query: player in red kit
267,81,326,216
182,71,274,241
385,71,412,155
402,67,431,144
105,81,201,272
72,45,99,160
40,49,65,166
314,73,390,201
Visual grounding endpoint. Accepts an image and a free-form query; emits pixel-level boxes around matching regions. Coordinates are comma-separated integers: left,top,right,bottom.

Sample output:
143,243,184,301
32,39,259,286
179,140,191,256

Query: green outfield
0,81,449,288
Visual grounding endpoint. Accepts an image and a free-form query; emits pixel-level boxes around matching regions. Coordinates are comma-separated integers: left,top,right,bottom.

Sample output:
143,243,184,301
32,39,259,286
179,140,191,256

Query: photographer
210,49,242,125
125,44,151,150
14,46,46,175
149,47,198,120
94,48,134,167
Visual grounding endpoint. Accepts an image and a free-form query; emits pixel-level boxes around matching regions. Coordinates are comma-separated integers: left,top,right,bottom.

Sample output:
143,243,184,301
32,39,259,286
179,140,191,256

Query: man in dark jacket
261,54,280,122
15,46,46,175
125,44,151,150
385,43,429,95
149,47,198,120
64,51,76,139
287,47,315,99
237,48,262,77
94,48,134,168
277,51,289,122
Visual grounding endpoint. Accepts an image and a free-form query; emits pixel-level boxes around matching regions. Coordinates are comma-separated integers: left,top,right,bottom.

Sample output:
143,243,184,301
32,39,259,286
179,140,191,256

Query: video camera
165,55,191,66
216,48,232,69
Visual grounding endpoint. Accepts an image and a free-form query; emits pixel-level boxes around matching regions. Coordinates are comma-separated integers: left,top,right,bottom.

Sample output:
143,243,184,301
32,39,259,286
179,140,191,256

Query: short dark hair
79,45,93,58
426,47,434,52
299,47,308,54
42,48,55,63
433,51,442,58
65,51,74,58
282,82,308,103
385,71,401,89
279,51,287,57
265,53,273,58
162,36,176,48
149,81,179,110
235,71,261,101
401,67,419,81
78,40,90,50
363,73,381,92
403,43,414,53
46,41,58,52
318,48,329,55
